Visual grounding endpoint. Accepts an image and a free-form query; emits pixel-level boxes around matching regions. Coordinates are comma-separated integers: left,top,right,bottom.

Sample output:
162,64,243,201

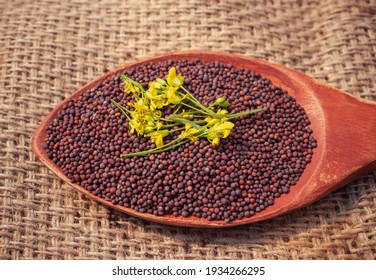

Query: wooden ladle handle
314,82,376,196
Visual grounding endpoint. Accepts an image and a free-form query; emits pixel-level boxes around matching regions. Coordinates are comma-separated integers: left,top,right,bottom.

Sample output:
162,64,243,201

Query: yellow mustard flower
165,86,181,105
156,121,163,130
132,112,160,136
128,101,158,136
207,120,234,146
204,116,220,127
124,82,140,96
212,137,220,146
181,113,193,119
145,87,165,110
179,123,200,142
155,78,167,87
167,67,184,88
216,109,228,116
147,130,169,148
217,121,234,138
144,125,155,134
129,117,144,135
115,67,266,158
121,75,142,98
131,99,150,115
212,97,230,108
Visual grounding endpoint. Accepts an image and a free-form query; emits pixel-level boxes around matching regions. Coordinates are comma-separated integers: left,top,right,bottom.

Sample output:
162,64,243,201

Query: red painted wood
31,50,376,228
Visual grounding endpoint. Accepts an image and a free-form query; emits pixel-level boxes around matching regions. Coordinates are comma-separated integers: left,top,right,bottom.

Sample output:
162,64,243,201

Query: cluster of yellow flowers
111,67,265,157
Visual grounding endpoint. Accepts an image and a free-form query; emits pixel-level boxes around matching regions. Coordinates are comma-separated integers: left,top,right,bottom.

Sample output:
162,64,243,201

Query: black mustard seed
44,59,317,222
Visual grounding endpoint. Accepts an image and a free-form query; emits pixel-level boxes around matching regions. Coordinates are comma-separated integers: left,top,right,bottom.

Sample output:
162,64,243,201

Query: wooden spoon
31,50,376,228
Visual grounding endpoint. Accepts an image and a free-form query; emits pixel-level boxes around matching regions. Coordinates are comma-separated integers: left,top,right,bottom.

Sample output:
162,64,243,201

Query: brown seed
45,59,317,222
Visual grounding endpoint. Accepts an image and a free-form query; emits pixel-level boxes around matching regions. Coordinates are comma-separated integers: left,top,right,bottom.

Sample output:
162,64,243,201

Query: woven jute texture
1,0,375,260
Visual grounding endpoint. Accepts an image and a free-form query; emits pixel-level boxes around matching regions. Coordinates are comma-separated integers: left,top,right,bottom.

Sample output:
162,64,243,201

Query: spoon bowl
31,50,376,227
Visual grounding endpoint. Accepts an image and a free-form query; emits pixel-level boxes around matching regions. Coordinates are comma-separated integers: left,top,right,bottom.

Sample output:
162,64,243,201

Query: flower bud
214,97,230,108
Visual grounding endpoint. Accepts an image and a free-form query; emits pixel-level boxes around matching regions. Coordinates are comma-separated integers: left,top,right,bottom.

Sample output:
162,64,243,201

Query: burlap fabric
1,0,375,260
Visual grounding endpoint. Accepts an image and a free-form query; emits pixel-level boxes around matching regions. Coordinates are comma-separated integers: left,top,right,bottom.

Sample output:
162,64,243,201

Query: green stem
171,111,207,119
180,100,225,119
195,130,208,139
161,123,184,129
167,117,203,129
111,99,132,122
161,119,207,129
180,86,225,117
181,86,201,104
169,127,185,134
190,115,207,118
111,99,132,114
120,74,145,93
227,108,267,119
179,102,208,116
121,138,190,157
160,117,178,122
171,103,182,115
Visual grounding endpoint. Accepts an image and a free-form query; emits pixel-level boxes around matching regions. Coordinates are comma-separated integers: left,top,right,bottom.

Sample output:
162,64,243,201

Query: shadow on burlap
0,0,375,260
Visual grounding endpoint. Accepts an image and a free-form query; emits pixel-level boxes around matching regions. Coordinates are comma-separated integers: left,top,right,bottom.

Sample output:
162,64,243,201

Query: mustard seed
44,59,317,222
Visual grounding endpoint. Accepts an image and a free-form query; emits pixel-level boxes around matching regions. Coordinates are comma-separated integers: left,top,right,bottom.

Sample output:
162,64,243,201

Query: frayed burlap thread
0,0,375,260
